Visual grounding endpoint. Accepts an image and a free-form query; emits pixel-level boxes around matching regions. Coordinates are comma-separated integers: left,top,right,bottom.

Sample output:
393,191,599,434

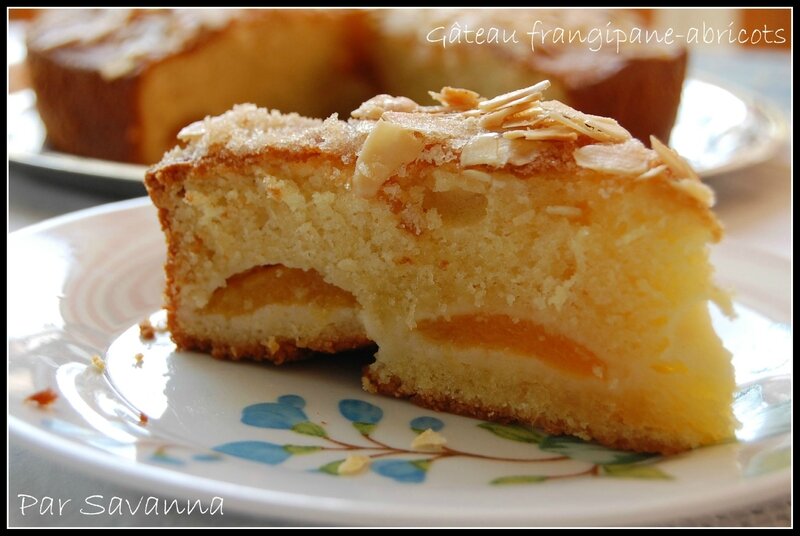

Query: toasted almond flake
91,354,105,372
504,127,578,141
134,353,144,364
637,164,668,181
489,91,543,114
352,120,425,197
506,138,545,166
501,107,545,129
583,115,633,141
178,121,206,141
672,178,715,207
479,105,523,129
573,142,649,175
337,454,371,475
351,94,420,120
460,135,543,168
460,134,503,167
428,86,482,110
411,429,447,451
545,206,583,217
541,101,631,143
460,109,484,118
650,136,698,180
478,81,550,112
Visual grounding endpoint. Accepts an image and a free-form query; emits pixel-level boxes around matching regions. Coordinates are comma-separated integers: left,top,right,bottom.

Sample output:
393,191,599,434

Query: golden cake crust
148,84,721,240
173,330,373,365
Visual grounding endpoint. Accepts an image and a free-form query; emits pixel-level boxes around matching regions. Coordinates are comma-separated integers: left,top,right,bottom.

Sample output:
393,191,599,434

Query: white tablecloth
8,48,791,527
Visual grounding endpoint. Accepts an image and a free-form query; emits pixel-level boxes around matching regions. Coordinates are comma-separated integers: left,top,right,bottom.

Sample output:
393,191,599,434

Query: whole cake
145,83,736,454
28,8,686,164
26,9,372,163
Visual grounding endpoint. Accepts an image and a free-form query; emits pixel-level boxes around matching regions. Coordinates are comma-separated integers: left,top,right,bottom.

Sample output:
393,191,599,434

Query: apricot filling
204,265,357,316
417,314,606,379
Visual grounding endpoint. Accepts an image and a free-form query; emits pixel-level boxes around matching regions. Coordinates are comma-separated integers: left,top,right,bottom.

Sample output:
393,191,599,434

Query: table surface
8,48,791,527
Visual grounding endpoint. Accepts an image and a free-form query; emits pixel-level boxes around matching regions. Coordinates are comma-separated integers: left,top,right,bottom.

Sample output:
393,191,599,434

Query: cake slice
145,82,735,454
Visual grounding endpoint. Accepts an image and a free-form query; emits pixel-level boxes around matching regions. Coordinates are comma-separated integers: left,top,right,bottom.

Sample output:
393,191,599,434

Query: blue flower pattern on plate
372,459,430,483
409,416,444,433
201,393,678,484
242,395,308,430
214,441,292,465
339,399,384,424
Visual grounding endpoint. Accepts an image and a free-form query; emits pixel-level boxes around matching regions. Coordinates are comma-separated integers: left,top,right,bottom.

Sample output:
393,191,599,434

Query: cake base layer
362,331,726,456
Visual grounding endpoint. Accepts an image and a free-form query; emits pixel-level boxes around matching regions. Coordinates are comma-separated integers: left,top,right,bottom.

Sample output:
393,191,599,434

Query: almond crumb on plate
90,354,105,372
337,454,371,475
138,318,156,340
411,428,447,451
134,352,144,365
25,388,58,408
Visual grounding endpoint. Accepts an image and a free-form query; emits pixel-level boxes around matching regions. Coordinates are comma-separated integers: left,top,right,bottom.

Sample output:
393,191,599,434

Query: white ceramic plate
7,78,787,187
9,198,791,526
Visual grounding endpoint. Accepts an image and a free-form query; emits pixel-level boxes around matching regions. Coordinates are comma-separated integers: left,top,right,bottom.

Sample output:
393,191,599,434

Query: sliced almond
479,105,525,129
352,120,425,197
478,81,551,112
428,87,482,110
351,95,421,120
504,127,578,141
460,134,504,167
177,120,207,142
573,141,649,175
672,178,715,207
650,136,698,180
636,164,668,181
542,101,631,143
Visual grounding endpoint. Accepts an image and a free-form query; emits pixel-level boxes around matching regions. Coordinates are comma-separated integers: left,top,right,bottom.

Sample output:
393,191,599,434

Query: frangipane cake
28,8,684,164
26,9,372,164
145,83,735,454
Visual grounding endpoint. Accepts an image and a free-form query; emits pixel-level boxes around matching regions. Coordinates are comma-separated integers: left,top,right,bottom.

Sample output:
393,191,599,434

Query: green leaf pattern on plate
54,391,790,484
477,422,545,444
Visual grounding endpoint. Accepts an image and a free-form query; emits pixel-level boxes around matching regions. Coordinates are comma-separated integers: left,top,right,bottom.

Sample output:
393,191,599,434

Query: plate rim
9,413,791,527
680,75,788,179
8,199,792,526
